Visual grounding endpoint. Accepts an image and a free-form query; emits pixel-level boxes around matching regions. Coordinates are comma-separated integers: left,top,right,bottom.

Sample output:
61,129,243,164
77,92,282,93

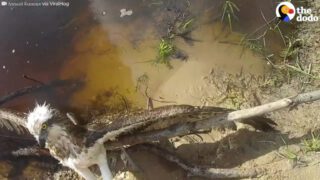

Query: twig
285,64,320,80
23,75,45,85
137,144,257,179
106,89,320,150
145,86,176,105
0,79,81,106
260,10,272,29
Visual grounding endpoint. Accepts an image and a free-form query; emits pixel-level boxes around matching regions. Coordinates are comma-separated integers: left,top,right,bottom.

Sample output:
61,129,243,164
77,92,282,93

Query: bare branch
224,89,320,121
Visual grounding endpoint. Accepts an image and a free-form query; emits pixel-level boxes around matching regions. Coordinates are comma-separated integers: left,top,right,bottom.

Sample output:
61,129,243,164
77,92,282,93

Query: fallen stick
0,79,81,106
105,90,320,150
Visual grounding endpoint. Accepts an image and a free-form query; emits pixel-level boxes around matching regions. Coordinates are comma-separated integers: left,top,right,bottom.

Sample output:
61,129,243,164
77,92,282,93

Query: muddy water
60,0,288,109
0,0,292,107
0,1,90,110
0,0,287,110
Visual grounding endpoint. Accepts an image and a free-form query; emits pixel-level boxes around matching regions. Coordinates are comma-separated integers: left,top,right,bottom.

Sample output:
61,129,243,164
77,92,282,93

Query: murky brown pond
0,0,293,179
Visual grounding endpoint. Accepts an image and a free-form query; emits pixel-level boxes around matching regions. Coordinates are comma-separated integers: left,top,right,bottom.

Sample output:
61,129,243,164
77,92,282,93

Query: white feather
27,103,53,136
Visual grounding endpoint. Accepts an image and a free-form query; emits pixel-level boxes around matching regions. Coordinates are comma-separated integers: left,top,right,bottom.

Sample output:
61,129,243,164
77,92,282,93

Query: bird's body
0,103,276,180
26,104,112,180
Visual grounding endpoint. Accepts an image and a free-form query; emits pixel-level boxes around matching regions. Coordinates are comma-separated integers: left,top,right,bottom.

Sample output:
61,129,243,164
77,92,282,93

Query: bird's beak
38,136,46,148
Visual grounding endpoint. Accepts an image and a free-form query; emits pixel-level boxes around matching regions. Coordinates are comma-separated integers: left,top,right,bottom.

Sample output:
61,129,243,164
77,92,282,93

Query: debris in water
120,8,133,18
1,1,7,6
2,65,6,69
11,49,15,54
102,11,107,16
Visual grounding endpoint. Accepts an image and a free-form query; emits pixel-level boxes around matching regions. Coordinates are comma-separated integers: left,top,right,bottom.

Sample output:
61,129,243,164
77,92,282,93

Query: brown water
59,0,290,109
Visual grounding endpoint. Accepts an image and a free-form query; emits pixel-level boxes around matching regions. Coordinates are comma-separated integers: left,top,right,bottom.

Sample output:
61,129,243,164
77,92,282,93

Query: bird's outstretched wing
0,109,28,134
85,105,276,147
86,105,202,146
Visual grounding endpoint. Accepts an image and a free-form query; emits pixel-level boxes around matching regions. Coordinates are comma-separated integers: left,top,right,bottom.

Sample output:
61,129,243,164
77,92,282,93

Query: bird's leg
97,151,113,180
72,166,96,180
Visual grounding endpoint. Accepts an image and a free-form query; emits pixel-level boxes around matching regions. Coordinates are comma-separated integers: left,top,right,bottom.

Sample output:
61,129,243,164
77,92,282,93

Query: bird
0,103,276,180
26,103,113,180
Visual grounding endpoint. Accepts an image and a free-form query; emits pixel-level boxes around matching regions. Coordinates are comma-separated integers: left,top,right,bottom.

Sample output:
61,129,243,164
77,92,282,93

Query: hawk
26,104,113,180
0,103,276,180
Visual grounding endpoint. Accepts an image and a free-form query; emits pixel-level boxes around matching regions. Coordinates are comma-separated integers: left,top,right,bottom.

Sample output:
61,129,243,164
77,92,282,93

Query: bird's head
27,103,54,148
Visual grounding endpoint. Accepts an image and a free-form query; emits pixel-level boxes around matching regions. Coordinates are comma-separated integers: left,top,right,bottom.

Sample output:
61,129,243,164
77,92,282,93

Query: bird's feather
0,109,28,134
85,105,276,146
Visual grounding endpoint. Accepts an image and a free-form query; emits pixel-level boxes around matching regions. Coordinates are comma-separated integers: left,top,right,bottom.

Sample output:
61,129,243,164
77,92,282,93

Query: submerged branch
0,79,82,106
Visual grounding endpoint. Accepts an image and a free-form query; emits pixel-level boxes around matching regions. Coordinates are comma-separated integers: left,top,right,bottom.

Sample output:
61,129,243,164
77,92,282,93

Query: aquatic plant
280,36,303,62
180,18,194,31
221,0,240,31
240,36,264,55
159,39,174,58
154,39,175,68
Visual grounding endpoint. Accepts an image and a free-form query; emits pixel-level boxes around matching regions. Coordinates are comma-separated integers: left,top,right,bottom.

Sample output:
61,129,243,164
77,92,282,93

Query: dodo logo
276,2,296,22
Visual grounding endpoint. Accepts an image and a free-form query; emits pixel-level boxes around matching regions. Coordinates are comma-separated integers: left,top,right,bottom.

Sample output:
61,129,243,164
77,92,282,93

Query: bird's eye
41,123,47,130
